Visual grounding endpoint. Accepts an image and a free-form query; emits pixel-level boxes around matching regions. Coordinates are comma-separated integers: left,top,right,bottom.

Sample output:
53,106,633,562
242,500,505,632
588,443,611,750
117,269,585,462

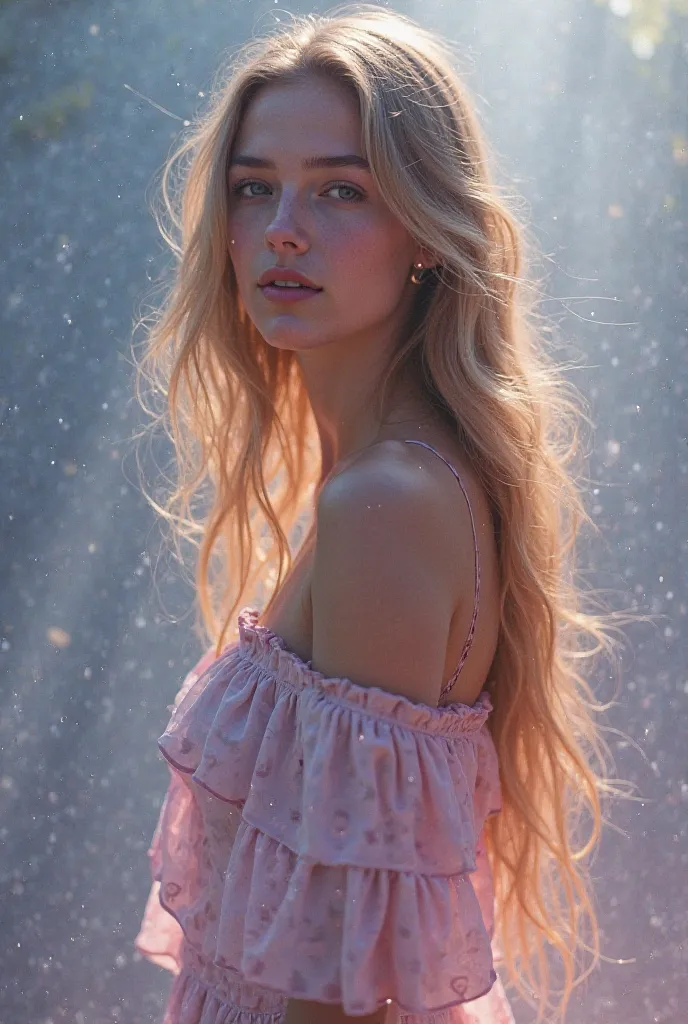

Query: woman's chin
258,321,329,351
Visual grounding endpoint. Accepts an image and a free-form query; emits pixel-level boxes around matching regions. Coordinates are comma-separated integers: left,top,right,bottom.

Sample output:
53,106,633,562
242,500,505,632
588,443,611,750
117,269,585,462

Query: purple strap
403,440,481,701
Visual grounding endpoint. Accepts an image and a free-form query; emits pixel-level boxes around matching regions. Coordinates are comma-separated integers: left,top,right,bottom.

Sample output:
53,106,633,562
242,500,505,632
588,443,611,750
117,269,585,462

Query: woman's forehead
235,75,362,156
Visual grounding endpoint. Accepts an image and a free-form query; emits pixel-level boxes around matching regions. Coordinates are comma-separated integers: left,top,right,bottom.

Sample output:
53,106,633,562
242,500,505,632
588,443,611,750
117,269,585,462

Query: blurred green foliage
11,81,93,140
596,0,688,57
0,40,13,70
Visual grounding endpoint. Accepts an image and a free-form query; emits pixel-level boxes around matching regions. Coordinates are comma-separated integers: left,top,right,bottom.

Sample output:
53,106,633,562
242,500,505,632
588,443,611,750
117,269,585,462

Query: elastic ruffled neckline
236,606,492,739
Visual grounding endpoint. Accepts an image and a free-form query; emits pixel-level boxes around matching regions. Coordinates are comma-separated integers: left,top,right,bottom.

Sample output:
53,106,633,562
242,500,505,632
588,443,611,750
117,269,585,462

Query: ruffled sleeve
134,645,221,974
145,611,502,1017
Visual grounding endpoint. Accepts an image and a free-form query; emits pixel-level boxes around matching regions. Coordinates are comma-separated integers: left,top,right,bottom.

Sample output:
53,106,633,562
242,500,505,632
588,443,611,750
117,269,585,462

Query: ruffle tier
161,941,515,1024
136,608,503,1018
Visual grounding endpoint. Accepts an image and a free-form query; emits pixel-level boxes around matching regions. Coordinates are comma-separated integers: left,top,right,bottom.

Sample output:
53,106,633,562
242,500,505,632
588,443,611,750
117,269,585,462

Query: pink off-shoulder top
135,441,515,1024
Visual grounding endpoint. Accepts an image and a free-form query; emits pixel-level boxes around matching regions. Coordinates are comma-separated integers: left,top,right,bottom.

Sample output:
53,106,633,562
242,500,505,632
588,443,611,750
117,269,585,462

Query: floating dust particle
47,627,71,648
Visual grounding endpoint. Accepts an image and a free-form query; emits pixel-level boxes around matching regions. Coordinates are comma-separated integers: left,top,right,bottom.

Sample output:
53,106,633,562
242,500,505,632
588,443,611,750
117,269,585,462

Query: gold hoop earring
410,262,430,285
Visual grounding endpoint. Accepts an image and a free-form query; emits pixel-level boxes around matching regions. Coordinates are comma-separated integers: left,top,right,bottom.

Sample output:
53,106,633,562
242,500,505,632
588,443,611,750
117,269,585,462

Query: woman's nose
264,195,309,252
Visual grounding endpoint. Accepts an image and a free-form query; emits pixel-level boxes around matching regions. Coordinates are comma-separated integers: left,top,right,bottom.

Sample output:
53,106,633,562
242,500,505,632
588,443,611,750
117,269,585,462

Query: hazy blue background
1,1,686,1021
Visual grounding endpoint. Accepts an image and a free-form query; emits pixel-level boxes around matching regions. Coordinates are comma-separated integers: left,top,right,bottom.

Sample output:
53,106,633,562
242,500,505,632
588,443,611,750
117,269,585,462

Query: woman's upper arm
311,451,468,707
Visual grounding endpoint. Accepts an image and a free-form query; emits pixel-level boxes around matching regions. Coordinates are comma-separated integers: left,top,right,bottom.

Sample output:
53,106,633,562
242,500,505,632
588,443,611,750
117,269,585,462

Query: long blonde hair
133,6,638,1019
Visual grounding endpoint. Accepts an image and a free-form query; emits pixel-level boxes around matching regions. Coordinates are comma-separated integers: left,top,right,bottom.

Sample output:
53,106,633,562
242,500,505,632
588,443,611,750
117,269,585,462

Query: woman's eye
325,183,364,202
232,180,270,198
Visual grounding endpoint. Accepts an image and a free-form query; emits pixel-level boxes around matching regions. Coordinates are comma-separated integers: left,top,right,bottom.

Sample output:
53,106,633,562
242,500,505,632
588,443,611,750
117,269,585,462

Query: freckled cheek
328,224,411,302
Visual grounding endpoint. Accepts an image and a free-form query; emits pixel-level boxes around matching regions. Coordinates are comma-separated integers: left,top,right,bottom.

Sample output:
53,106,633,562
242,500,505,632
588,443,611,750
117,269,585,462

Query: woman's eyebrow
229,154,370,170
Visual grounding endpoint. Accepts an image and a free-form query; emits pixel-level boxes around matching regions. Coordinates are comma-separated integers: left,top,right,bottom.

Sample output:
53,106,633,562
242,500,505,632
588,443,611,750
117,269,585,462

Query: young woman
134,8,624,1023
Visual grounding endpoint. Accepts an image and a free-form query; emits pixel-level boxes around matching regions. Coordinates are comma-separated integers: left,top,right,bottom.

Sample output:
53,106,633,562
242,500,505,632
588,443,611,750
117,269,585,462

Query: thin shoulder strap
403,440,481,701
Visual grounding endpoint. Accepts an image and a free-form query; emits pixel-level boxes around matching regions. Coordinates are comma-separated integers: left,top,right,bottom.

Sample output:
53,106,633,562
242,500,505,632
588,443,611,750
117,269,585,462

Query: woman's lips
259,284,322,303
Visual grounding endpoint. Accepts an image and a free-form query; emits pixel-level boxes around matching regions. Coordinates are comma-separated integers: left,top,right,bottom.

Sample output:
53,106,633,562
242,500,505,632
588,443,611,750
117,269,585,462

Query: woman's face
227,73,422,353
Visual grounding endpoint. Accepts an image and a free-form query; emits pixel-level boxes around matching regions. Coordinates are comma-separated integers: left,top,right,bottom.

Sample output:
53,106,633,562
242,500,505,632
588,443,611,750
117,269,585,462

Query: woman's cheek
331,221,389,282
349,232,410,304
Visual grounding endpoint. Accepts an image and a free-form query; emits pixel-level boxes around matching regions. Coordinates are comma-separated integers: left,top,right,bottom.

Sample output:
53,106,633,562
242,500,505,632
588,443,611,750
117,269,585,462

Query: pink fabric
135,608,515,1023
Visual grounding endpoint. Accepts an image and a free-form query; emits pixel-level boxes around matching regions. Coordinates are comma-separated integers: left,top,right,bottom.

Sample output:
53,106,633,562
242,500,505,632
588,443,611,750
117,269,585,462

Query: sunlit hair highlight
133,6,638,1019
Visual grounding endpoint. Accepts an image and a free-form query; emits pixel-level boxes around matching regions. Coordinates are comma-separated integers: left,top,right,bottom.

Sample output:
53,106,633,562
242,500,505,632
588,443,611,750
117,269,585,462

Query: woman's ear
414,246,441,271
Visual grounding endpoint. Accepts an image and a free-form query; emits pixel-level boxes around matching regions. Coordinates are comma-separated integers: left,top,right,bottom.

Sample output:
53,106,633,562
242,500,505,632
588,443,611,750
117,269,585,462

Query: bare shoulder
311,440,479,706
317,438,456,530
